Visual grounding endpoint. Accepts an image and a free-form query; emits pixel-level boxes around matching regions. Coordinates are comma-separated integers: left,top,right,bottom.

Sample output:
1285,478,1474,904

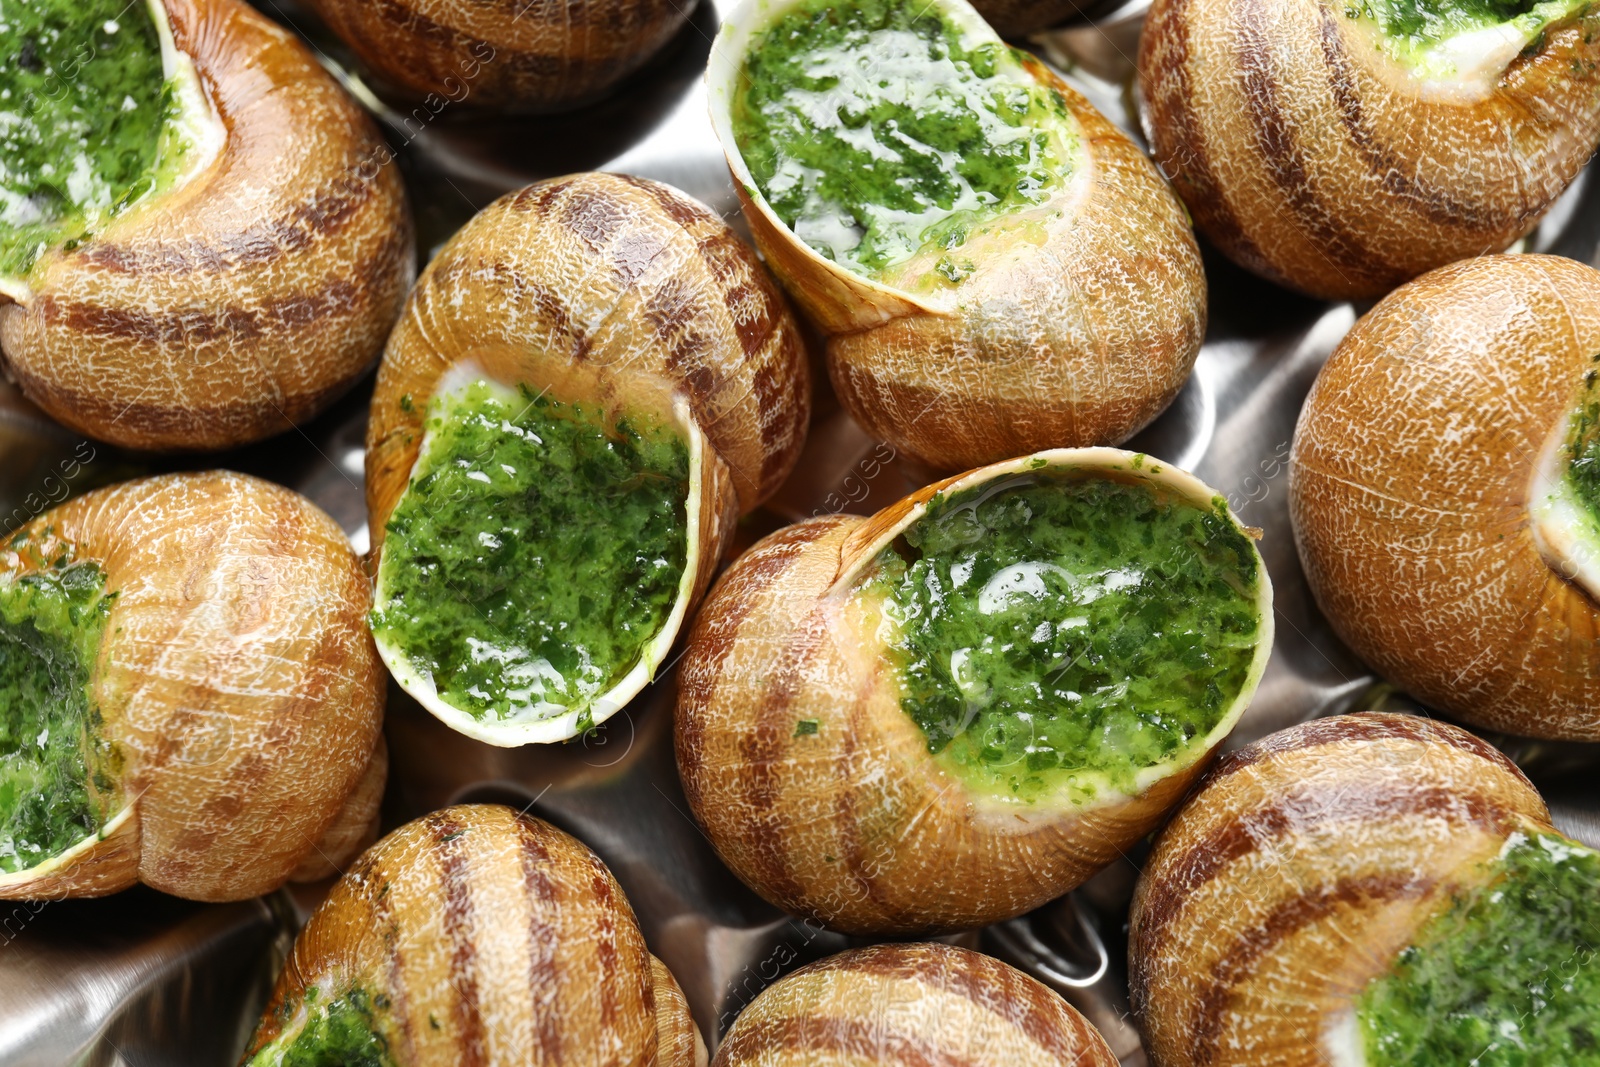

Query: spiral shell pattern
307,0,698,112
1139,0,1600,299
245,804,706,1066
0,0,414,451
714,942,1118,1066
366,171,810,560
710,10,1206,472
0,471,385,902
1128,713,1552,1067
677,449,1270,934
1290,254,1600,740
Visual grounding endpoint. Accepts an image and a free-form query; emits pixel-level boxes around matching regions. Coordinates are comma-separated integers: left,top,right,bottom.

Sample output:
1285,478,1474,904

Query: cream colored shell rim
0,0,226,303
1528,409,1600,604
1330,0,1587,103
829,446,1276,814
371,361,708,748
705,0,1075,318
0,803,135,889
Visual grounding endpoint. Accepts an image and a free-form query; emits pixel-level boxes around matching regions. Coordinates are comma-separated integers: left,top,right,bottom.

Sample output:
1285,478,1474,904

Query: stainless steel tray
2,0,1598,1062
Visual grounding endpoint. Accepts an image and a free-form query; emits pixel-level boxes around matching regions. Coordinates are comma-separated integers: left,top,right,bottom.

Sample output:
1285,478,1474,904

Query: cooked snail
243,804,706,1067
677,448,1273,934
1138,0,1600,300
0,471,385,902
305,0,698,113
0,0,413,451
1129,712,1600,1067
714,942,1118,1066
365,172,810,747
1291,253,1600,741
707,0,1206,472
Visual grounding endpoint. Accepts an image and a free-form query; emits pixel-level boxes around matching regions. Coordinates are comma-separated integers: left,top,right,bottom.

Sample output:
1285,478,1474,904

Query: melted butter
731,0,1077,286
859,474,1263,804
0,0,210,281
1356,832,1600,1066
247,986,395,1067
1345,0,1590,80
371,380,689,727
1563,362,1600,523
0,553,115,874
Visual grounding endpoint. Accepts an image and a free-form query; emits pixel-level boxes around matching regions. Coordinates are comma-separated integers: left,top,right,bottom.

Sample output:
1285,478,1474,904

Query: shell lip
152,0,227,183
1312,820,1590,1067
704,0,1078,318
1528,409,1600,605
0,801,136,892
1322,1007,1369,1067
371,370,707,748
1336,0,1588,102
0,551,132,893
826,446,1276,814
0,0,225,302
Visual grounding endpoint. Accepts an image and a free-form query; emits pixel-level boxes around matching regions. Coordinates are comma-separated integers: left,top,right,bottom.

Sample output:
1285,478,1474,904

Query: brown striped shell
1290,254,1600,741
0,0,413,452
243,804,707,1067
366,171,810,746
707,0,1206,473
305,0,697,112
713,942,1118,1066
1128,712,1557,1067
0,471,385,902
675,448,1273,935
1138,0,1600,300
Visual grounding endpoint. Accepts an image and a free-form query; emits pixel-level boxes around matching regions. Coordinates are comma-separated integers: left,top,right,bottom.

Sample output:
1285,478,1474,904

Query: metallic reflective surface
1,0,1598,1063
0,891,292,1066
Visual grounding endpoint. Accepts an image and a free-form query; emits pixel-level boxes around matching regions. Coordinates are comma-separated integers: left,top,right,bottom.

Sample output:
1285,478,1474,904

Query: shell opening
245,983,395,1067
371,366,705,747
707,0,1083,306
0,0,223,300
1529,370,1600,604
836,448,1274,810
1347,830,1600,1064
1343,0,1590,86
0,551,119,879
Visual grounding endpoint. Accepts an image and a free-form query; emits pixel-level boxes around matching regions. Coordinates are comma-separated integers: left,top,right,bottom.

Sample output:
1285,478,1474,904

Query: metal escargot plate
1,0,1599,1063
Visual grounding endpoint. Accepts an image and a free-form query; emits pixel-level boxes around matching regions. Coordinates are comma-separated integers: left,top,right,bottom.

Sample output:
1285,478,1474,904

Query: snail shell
707,0,1206,473
1290,254,1600,740
0,471,385,902
243,804,707,1067
1128,712,1557,1067
305,0,698,112
713,942,1118,1066
0,0,414,451
366,172,810,746
676,448,1272,935
1139,0,1600,300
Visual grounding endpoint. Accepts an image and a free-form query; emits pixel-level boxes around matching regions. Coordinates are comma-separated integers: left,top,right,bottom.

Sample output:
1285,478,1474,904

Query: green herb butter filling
247,986,396,1067
1563,363,1600,527
860,474,1263,803
730,0,1077,285
0,556,116,875
1356,831,1600,1066
1343,0,1590,78
0,0,202,281
372,379,691,728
